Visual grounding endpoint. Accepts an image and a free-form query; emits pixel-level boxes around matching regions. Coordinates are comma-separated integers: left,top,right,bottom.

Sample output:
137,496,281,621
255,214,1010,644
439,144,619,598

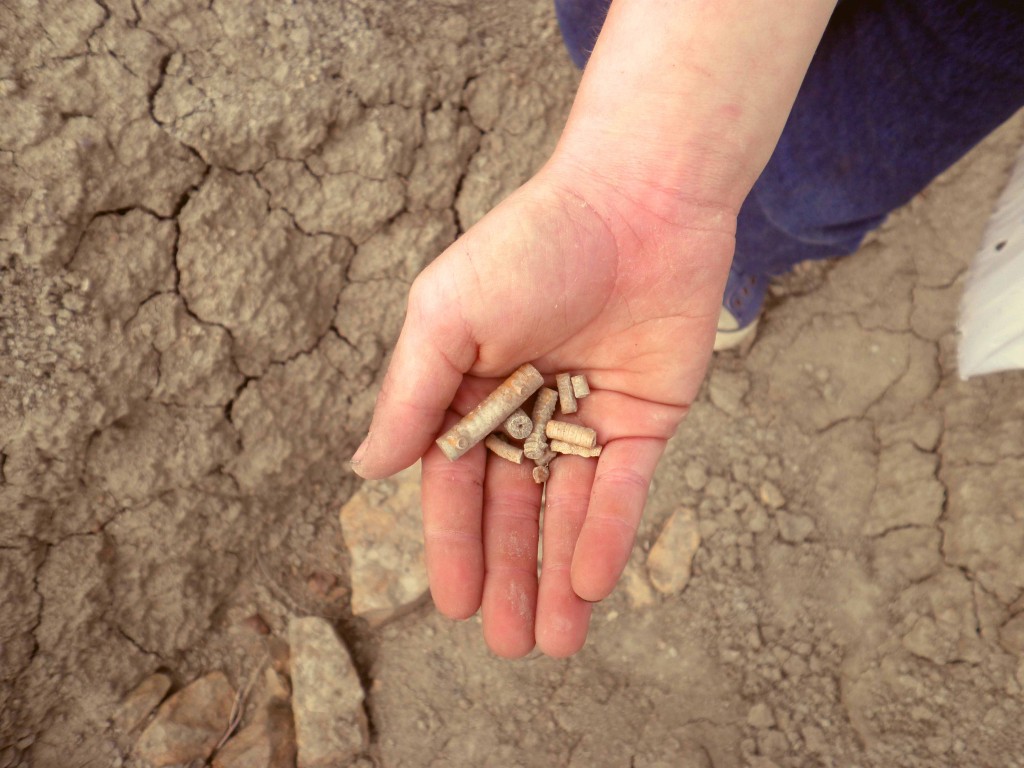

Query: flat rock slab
212,702,296,768
134,671,235,767
113,672,172,734
288,616,368,767
647,508,701,595
339,463,428,624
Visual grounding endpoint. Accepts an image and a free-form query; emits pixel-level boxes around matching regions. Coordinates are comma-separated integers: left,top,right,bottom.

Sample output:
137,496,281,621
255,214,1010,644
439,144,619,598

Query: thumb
350,280,477,480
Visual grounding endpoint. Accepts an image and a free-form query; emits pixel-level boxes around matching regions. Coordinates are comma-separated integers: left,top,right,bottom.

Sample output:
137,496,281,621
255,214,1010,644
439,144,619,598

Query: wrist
540,143,739,251
549,0,836,223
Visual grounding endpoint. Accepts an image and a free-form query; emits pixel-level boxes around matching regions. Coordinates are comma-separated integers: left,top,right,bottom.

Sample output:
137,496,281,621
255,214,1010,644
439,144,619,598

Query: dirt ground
2,1,1024,766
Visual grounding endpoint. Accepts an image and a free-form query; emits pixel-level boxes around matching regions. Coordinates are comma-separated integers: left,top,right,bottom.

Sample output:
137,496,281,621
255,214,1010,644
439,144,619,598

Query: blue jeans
555,0,1024,282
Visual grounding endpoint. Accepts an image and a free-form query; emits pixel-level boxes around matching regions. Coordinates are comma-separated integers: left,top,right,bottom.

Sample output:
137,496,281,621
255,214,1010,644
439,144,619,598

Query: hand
351,158,735,657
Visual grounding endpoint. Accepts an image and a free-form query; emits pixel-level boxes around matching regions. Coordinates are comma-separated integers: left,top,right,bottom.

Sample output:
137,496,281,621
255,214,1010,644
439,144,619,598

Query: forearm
552,0,837,221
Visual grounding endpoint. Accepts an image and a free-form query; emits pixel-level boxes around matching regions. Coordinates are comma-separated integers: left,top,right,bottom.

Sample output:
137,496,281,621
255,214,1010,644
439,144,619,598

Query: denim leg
741,0,1024,276
553,0,611,70
554,0,1024,278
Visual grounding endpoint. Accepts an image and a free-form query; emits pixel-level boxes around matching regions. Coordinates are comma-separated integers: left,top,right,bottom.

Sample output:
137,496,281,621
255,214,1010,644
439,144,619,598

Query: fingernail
350,434,369,466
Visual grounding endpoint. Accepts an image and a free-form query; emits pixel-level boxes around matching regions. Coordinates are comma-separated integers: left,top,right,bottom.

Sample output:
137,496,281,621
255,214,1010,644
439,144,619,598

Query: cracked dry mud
1,1,1023,766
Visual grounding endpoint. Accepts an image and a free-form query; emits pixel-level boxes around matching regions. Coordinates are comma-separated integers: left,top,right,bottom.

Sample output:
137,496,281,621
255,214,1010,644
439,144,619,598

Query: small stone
212,702,296,768
775,511,815,544
113,673,173,733
683,461,708,491
746,506,770,533
646,509,701,595
620,560,657,608
339,464,428,624
758,481,785,509
289,617,368,768
747,702,775,729
708,368,750,416
134,672,236,767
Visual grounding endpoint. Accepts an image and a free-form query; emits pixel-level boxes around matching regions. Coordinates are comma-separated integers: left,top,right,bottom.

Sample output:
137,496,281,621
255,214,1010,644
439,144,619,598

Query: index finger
350,277,477,480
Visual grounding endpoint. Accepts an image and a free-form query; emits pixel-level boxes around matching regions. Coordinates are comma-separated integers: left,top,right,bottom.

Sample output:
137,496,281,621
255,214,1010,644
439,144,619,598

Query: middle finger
481,451,542,658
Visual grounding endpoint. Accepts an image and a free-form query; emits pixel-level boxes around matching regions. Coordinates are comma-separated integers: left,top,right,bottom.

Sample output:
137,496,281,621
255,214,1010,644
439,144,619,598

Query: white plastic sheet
958,142,1024,379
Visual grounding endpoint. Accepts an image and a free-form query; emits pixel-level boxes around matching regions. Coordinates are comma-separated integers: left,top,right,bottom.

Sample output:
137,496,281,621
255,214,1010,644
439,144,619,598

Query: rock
646,509,701,595
707,368,750,416
212,702,296,768
683,461,708,491
746,506,770,534
776,511,815,544
758,481,785,510
339,464,429,625
620,558,657,609
747,702,775,729
113,673,172,734
134,671,236,767
289,617,368,767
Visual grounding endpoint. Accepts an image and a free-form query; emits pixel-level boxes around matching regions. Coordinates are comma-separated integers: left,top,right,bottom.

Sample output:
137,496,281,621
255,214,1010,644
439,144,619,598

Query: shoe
714,267,768,351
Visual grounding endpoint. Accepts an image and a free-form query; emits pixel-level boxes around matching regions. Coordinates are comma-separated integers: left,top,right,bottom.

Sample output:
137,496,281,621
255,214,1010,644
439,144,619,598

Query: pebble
134,672,235,767
758,481,786,509
620,560,657,608
746,506,770,533
339,464,428,625
289,616,368,767
646,508,701,595
113,672,172,734
683,461,708,491
776,511,815,544
212,702,296,768
708,368,750,415
747,702,776,729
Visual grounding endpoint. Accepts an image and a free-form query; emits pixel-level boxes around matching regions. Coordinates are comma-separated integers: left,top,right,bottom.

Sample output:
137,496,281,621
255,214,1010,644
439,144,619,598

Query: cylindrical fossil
532,464,550,483
436,363,545,461
545,420,597,449
550,439,602,458
535,447,557,467
556,373,577,414
570,374,590,399
485,434,524,464
501,408,533,440
523,387,559,460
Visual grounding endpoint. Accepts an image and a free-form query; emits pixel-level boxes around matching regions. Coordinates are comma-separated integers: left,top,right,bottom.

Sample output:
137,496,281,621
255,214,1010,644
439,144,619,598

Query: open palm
351,162,736,657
